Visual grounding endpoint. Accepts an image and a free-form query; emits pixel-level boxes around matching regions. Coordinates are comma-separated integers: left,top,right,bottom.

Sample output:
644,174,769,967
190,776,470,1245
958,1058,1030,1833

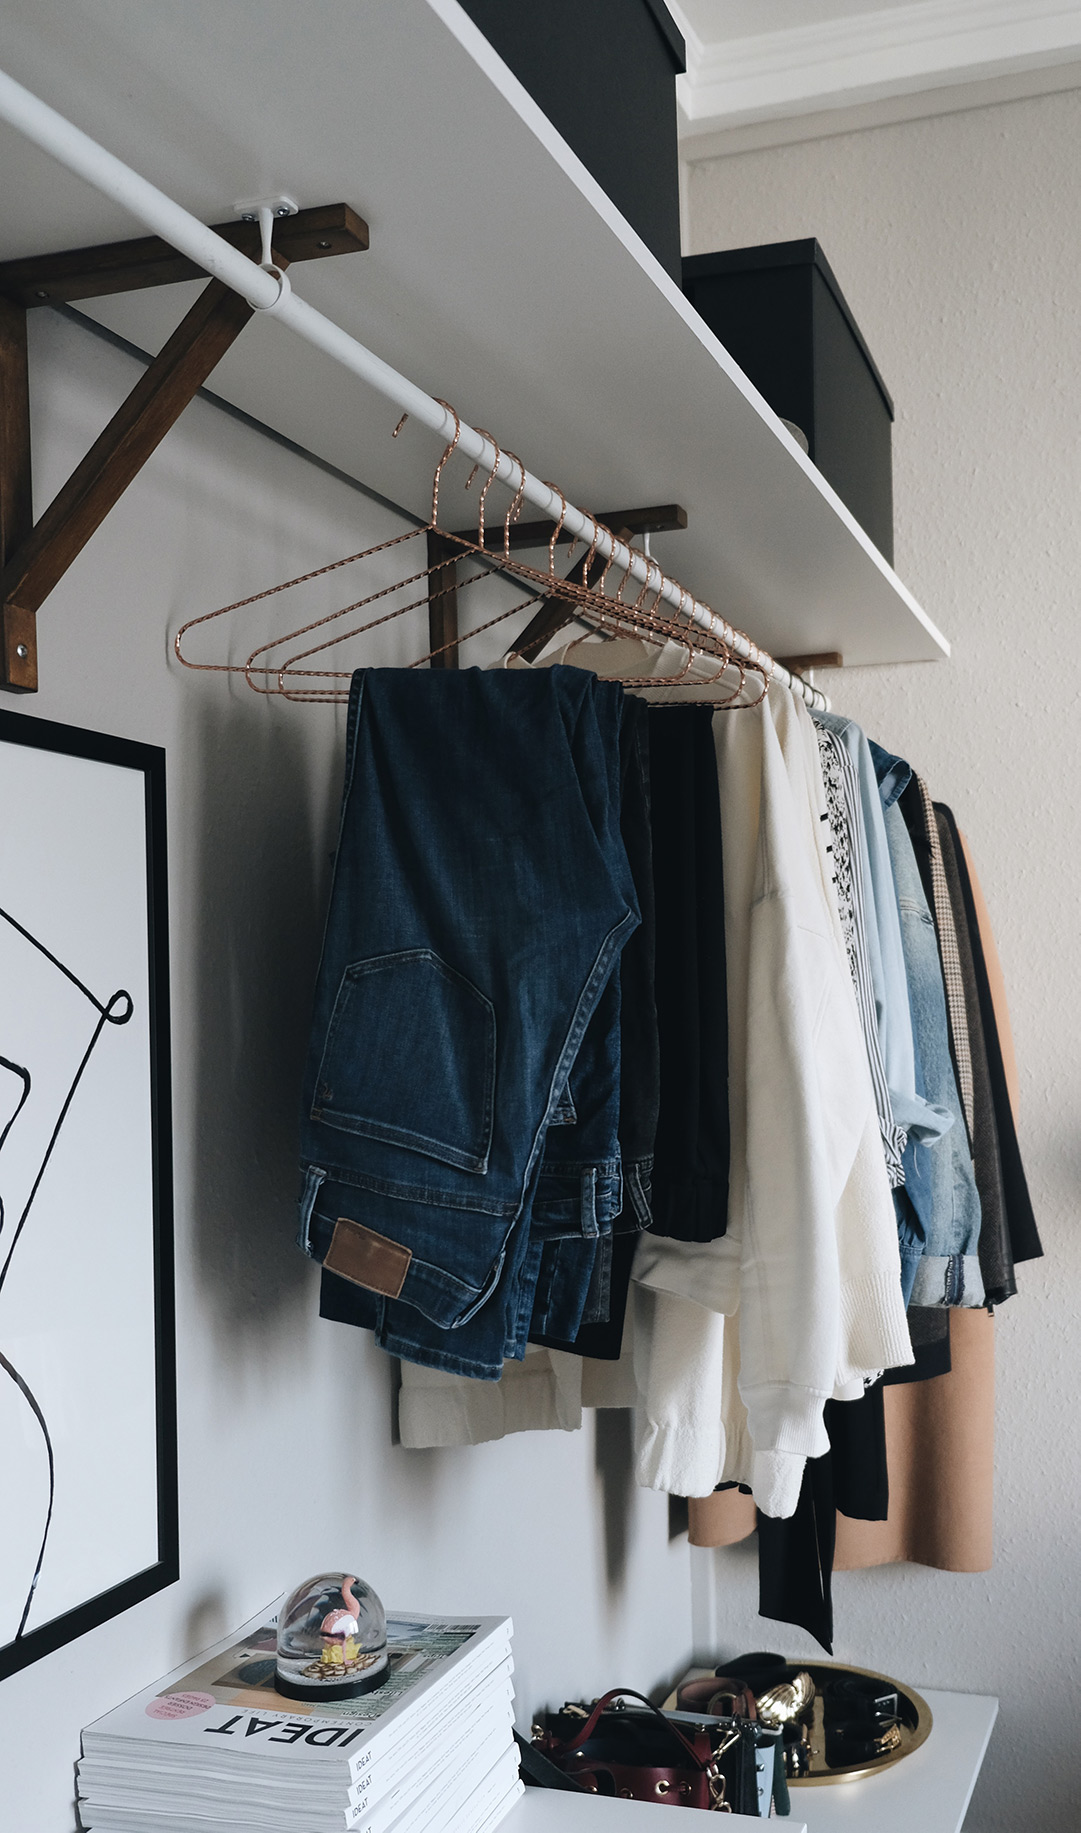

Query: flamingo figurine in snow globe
275,1572,389,1700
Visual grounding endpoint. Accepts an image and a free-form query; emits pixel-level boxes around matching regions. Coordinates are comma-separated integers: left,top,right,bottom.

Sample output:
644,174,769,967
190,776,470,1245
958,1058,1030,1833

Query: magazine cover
81,1607,512,1768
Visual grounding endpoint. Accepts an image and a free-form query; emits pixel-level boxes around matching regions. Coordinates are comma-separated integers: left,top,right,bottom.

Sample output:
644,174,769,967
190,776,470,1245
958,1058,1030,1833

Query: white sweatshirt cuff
751,1449,808,1519
634,1410,726,1498
740,1382,831,1460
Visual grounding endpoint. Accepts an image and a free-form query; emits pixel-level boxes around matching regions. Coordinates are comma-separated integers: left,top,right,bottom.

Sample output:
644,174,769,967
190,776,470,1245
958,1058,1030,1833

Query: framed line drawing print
0,708,177,1682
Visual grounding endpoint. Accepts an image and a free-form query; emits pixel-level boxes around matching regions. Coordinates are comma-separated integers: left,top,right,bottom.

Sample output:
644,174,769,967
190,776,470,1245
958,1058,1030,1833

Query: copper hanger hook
476,431,504,550
464,428,497,496
652,564,675,629
431,400,463,525
596,522,622,597
501,452,527,560
623,545,648,613
543,484,569,580
624,540,663,616
707,644,748,709
579,511,604,589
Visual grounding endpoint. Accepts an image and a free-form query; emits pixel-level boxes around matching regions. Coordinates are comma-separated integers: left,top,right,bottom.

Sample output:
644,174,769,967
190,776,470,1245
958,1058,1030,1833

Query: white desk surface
502,1792,797,1831
502,1688,996,1833
791,1689,997,1833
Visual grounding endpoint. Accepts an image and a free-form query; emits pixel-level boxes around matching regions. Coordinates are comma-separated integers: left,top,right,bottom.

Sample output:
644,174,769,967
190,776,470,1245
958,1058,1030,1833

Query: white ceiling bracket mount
233,195,298,313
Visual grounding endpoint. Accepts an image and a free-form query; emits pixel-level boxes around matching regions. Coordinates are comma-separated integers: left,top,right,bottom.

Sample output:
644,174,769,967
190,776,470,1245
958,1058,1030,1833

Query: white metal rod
0,65,826,709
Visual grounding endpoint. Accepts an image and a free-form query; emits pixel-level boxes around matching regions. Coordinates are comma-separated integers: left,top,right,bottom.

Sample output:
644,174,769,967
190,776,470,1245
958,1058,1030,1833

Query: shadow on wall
183,1587,231,1658
184,688,340,1355
594,1409,636,1595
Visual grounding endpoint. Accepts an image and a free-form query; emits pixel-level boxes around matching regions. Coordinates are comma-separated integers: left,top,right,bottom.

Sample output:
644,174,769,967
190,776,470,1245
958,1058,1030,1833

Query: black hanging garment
646,706,730,1243
754,1384,890,1654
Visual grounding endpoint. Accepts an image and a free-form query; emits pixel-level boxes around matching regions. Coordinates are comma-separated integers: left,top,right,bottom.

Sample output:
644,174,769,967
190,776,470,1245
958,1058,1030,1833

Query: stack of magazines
76,1608,521,1833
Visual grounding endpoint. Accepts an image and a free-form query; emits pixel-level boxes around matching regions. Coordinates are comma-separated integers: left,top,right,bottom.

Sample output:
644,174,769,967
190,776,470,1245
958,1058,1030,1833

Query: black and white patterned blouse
816,722,908,1187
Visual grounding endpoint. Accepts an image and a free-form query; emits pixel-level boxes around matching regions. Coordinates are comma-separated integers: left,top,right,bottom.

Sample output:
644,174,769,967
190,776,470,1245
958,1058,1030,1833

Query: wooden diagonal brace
510,543,623,664
509,508,688,661
0,297,32,566
0,279,254,691
0,296,35,690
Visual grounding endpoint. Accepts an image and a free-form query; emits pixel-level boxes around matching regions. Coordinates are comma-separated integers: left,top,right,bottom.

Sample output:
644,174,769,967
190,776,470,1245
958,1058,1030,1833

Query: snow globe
275,1572,389,1700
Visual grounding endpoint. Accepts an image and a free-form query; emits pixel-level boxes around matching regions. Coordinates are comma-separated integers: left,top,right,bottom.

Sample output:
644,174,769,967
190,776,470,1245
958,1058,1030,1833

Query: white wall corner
688,1544,719,1661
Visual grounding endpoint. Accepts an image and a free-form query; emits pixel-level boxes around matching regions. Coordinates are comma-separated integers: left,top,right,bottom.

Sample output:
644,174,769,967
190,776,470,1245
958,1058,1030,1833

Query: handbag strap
557,1689,708,1772
514,1731,589,1793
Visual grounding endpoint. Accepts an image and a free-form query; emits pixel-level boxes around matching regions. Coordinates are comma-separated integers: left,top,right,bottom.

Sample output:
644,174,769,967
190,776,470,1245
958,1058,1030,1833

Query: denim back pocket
311,950,495,1174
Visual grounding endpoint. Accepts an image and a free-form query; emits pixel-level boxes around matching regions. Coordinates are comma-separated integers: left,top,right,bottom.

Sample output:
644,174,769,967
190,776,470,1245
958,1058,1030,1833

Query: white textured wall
684,87,1081,1830
0,311,692,1830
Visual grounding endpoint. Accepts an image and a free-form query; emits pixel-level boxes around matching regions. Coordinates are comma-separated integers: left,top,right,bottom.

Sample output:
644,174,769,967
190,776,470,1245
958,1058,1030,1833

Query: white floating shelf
0,0,948,669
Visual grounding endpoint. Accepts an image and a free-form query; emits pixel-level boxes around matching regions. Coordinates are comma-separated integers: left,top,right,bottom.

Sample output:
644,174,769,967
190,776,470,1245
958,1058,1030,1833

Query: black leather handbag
532,1687,781,1815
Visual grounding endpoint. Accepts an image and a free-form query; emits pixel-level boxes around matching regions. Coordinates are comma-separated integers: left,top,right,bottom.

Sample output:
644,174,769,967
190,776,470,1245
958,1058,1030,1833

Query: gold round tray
666,1661,932,1787
771,1659,932,1786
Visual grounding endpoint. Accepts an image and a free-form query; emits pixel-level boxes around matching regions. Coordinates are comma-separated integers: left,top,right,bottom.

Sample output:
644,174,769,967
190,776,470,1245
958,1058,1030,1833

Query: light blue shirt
816,712,951,1145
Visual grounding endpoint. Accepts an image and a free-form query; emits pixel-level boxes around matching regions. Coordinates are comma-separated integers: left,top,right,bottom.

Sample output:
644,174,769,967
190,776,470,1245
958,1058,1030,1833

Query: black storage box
458,0,685,282
682,239,895,563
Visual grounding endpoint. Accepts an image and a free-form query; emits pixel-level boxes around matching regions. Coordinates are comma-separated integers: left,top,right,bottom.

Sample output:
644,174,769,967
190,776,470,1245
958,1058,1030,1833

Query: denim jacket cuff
908,1253,986,1309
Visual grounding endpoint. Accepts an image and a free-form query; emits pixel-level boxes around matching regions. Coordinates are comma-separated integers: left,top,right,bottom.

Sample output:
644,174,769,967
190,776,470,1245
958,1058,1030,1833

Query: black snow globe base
275,1573,389,1701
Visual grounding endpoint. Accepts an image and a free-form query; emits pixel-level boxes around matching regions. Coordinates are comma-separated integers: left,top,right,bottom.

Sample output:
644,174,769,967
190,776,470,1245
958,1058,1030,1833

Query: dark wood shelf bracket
776,651,844,676
0,203,368,693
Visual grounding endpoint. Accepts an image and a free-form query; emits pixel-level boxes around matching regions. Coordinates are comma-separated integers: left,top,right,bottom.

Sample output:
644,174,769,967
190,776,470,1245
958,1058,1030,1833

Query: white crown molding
679,53,1081,161
675,0,1081,136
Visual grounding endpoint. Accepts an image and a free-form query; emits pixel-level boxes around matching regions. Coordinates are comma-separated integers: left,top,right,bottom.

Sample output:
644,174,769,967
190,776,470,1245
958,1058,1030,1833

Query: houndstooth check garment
817,724,907,1186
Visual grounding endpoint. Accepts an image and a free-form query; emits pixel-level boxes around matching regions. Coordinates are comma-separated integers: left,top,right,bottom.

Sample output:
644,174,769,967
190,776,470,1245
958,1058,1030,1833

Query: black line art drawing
0,903,132,1647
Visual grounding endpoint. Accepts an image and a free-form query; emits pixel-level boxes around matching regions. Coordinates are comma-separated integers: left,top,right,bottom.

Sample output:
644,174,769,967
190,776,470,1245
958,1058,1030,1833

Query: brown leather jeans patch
324,1217,412,1299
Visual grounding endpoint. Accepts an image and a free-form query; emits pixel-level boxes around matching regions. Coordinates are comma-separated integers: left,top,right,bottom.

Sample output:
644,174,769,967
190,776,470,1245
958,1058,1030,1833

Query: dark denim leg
529,699,658,1349
297,666,639,1375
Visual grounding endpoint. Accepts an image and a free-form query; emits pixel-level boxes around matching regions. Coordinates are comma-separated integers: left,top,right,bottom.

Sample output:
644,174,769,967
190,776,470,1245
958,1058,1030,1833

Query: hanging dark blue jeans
529,696,658,1352
301,666,638,1378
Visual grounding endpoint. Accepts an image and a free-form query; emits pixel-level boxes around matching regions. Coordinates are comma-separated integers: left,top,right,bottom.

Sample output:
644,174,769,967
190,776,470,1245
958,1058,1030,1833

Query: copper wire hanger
174,402,771,706
175,408,548,697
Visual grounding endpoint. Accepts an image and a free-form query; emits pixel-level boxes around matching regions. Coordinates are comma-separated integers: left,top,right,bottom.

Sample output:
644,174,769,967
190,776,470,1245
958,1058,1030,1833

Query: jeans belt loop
580,1165,599,1239
296,1165,327,1256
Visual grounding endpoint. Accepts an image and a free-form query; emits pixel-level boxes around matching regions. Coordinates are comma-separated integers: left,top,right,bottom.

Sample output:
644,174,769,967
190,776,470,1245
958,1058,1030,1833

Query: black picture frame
0,708,177,1683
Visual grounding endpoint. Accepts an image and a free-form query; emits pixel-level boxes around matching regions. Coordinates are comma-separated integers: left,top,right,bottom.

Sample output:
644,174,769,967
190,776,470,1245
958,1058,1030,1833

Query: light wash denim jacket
817,713,952,1153
882,792,985,1306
